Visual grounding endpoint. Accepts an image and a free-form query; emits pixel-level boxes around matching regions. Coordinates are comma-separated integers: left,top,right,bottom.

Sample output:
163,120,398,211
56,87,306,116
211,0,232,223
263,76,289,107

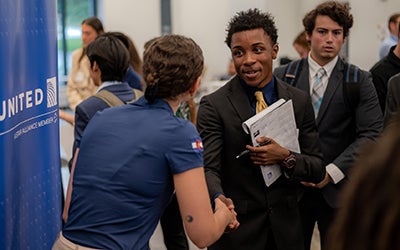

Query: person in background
60,30,145,126
274,2,383,249
55,34,239,250
219,59,236,81
65,32,142,170
370,23,400,113
379,13,400,59
63,33,140,219
293,30,310,59
66,16,104,111
109,31,144,91
197,8,326,250
59,16,104,125
327,113,400,250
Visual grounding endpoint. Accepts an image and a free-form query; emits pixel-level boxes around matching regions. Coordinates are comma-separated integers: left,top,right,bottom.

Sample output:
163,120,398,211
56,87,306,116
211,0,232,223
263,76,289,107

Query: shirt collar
308,55,338,78
96,81,123,92
134,97,175,115
390,33,399,42
240,77,277,107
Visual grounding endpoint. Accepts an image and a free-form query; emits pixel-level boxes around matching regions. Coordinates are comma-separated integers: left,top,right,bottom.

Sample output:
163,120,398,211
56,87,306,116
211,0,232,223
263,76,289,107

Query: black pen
235,139,272,159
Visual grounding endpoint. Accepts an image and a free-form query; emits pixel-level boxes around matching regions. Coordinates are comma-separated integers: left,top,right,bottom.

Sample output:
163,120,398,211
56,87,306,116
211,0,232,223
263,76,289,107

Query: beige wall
101,0,400,80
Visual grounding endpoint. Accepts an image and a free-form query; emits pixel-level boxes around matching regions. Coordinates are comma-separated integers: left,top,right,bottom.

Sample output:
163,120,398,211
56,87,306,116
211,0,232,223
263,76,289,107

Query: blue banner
0,0,62,249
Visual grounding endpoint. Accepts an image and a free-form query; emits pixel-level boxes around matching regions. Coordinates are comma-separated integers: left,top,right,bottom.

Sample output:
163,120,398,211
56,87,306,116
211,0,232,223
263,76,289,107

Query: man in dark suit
274,2,383,250
197,9,325,250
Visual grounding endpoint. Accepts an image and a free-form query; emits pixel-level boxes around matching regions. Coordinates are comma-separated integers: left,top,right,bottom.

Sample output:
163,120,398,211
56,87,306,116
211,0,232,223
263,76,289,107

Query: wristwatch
280,152,296,169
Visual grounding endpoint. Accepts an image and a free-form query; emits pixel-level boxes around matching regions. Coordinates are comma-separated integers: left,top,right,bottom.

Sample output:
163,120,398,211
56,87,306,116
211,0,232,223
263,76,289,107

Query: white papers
242,99,300,186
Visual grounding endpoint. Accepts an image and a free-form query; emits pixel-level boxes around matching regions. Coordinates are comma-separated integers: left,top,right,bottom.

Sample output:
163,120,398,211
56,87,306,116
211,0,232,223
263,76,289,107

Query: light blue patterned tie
311,68,326,118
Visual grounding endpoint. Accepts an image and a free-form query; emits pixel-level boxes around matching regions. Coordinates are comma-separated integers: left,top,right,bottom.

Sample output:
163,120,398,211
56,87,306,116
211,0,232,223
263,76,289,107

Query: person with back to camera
144,37,199,250
109,31,144,91
327,112,400,250
63,32,142,184
378,13,400,59
197,8,326,250
60,30,144,126
274,1,383,249
54,34,239,250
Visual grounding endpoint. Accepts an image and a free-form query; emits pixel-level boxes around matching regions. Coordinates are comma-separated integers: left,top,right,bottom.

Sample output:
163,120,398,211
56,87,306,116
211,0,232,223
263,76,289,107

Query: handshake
214,194,240,232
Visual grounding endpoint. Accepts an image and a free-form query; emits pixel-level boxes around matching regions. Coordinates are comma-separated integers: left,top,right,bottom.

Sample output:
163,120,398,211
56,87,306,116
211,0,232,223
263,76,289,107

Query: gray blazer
274,58,383,207
197,76,325,250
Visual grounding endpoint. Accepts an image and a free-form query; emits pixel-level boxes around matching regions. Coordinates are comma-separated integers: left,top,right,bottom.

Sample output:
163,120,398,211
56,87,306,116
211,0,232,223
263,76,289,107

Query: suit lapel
296,60,311,94
226,77,294,122
227,76,253,122
316,59,345,124
275,77,292,100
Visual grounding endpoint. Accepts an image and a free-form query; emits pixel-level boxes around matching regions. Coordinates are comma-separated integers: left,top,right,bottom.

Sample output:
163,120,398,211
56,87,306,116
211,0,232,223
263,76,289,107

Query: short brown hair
143,34,204,102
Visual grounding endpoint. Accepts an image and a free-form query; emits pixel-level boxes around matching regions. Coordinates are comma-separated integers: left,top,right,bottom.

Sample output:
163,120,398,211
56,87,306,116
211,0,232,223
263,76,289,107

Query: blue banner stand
0,0,62,249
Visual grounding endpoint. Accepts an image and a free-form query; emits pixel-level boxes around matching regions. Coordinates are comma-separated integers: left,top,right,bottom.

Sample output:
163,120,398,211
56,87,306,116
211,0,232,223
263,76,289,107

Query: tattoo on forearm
186,215,193,223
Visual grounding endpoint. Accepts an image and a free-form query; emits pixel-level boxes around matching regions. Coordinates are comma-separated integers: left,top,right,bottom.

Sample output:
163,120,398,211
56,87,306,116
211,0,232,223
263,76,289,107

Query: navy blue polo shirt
63,97,203,249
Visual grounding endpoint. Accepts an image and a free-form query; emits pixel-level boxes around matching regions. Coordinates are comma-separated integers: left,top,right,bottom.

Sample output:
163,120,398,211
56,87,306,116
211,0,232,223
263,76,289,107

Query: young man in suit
274,2,383,249
197,8,325,250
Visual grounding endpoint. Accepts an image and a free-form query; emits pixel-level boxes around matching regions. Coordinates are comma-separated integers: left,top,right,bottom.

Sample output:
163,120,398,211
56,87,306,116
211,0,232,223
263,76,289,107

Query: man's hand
301,172,331,189
247,137,290,165
216,194,240,232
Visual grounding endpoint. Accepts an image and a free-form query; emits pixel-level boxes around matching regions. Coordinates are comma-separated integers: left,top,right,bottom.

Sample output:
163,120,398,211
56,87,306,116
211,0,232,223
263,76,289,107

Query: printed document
242,99,300,186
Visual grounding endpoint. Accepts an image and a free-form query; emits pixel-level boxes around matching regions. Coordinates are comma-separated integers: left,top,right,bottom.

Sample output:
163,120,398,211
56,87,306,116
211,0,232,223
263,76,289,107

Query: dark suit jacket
197,76,325,250
73,82,135,154
274,58,383,207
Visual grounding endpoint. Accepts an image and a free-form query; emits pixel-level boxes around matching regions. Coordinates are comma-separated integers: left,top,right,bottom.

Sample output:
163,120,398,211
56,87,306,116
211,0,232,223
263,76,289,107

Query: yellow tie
255,91,268,113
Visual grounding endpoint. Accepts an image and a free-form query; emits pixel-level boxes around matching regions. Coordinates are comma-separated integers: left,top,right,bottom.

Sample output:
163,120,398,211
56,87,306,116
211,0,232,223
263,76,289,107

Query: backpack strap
343,63,361,112
345,63,360,82
94,89,124,107
283,59,305,86
95,88,144,107
129,89,143,103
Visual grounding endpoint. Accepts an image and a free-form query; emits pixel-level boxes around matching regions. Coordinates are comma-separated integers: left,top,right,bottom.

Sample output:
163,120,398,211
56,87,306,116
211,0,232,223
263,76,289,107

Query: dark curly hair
143,34,204,102
303,1,353,38
225,8,278,48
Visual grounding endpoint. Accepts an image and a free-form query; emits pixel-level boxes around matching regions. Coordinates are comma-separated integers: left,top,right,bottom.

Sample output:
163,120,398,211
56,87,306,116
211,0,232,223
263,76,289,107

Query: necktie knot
255,91,268,113
316,68,326,82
